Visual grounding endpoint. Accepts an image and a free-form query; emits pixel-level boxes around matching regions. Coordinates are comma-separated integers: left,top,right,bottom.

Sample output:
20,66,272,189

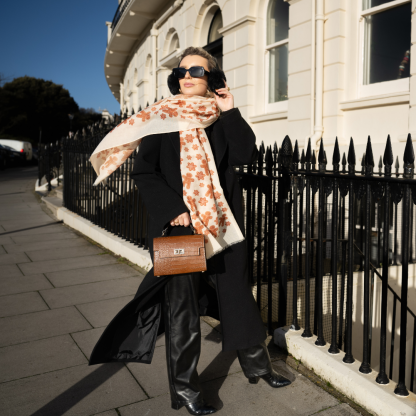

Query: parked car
0,139,32,162
0,144,23,167
0,145,9,170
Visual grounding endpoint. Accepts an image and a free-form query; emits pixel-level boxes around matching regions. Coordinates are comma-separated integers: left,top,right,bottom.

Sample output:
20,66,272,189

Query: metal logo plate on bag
174,249,184,255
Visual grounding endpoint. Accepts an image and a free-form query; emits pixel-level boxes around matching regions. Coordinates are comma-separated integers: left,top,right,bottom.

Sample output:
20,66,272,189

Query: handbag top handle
161,223,197,237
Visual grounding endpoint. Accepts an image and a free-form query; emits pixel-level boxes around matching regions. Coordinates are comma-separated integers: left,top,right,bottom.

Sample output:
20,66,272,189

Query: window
204,9,223,69
208,10,223,44
360,0,411,95
266,0,289,110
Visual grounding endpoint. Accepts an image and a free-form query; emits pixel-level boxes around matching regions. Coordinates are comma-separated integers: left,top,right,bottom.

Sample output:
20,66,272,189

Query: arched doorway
203,8,223,69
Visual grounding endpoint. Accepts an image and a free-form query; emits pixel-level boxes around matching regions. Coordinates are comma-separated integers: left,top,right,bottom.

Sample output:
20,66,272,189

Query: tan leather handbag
153,224,207,277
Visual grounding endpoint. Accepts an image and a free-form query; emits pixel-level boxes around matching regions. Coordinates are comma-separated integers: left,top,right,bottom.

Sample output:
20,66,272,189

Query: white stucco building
104,0,414,158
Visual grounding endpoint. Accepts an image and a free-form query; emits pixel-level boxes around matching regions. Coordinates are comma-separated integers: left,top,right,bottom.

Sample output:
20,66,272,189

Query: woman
88,47,290,415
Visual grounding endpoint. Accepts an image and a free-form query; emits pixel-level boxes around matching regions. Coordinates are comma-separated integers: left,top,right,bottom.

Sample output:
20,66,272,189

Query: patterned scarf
90,94,244,259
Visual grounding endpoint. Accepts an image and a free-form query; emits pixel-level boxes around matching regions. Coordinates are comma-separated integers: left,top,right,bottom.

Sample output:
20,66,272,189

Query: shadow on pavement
30,364,124,416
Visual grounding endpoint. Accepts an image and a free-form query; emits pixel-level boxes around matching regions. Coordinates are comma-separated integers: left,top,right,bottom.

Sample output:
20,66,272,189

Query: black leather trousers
163,273,273,406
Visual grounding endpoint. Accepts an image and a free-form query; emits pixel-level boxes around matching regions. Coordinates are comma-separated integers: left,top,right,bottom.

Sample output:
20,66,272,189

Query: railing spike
312,149,316,165
333,137,340,165
154,97,157,103
342,152,347,166
365,136,374,167
305,138,312,163
378,156,383,170
395,156,400,170
146,102,149,108
293,140,299,163
362,153,366,167
300,149,305,164
347,137,356,166
403,133,415,164
318,139,326,164
139,105,142,111
260,141,265,153
273,142,278,153
383,135,393,166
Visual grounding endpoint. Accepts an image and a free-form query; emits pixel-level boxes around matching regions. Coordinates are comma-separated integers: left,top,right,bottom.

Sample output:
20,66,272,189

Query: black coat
89,108,266,366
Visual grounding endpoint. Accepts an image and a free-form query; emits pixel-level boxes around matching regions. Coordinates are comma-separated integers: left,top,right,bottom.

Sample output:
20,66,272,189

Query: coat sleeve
219,108,258,166
130,133,189,228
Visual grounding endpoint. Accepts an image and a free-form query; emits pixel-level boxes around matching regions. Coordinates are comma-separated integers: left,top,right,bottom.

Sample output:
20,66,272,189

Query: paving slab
92,411,119,416
26,245,105,262
0,334,88,383
126,320,241,399
71,327,106,359
77,295,135,327
1,223,68,236
1,263,24,278
0,291,49,317
318,404,361,416
0,273,53,296
121,362,337,416
0,363,146,416
11,230,79,244
0,246,5,254
45,263,143,287
0,306,92,347
0,252,31,265
18,253,118,275
3,236,89,253
40,276,142,308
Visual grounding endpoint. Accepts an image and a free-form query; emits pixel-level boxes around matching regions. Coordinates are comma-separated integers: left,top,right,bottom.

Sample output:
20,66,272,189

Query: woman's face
177,55,209,97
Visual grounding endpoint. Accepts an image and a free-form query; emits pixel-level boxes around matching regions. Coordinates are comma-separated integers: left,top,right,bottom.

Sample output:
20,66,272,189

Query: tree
0,76,79,144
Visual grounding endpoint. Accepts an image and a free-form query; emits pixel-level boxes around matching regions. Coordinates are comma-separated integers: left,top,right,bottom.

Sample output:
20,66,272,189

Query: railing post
394,134,413,397
376,135,393,385
359,136,374,374
291,140,300,331
277,135,293,328
315,139,326,347
302,139,313,338
343,138,355,364
329,138,340,354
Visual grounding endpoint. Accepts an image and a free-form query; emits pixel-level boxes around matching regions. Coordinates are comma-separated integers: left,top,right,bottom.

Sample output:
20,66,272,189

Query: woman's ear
168,71,181,95
208,68,227,95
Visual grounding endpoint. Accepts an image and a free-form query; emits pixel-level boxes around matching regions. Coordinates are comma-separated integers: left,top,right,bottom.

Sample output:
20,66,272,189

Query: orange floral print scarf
90,94,244,259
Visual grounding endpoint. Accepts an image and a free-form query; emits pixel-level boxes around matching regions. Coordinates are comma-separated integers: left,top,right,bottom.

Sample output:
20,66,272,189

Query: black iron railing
236,134,416,397
38,141,62,191
60,108,416,397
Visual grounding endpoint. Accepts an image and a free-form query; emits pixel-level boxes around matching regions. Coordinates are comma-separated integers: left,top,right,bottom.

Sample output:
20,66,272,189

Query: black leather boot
164,273,205,407
172,401,217,415
237,341,291,388
248,370,291,388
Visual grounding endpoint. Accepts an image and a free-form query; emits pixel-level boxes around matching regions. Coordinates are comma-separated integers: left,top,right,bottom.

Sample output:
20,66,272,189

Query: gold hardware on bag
153,224,207,277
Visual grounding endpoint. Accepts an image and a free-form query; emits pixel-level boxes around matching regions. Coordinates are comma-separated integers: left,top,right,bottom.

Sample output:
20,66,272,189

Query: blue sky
0,0,120,115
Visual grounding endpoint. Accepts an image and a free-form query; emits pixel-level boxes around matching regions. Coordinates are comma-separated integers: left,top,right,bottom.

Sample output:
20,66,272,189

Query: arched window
208,9,223,44
266,0,289,106
204,9,223,68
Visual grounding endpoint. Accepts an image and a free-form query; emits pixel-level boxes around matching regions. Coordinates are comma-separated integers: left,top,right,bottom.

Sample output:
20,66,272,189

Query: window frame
265,0,289,113
358,0,411,98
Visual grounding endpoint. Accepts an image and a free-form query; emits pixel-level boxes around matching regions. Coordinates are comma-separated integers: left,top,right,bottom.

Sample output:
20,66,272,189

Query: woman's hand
214,81,234,112
170,212,191,227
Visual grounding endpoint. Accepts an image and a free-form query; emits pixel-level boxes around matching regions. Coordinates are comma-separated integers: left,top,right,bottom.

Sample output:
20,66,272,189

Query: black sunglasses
172,66,210,78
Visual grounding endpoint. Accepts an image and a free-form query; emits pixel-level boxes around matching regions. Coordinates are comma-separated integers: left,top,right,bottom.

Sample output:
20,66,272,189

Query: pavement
0,166,364,416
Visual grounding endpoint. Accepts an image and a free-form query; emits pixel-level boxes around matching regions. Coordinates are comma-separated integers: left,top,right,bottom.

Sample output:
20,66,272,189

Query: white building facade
104,0,415,157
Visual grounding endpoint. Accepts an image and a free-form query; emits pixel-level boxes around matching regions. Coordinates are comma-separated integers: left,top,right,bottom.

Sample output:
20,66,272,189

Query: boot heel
249,376,259,384
171,403,184,410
